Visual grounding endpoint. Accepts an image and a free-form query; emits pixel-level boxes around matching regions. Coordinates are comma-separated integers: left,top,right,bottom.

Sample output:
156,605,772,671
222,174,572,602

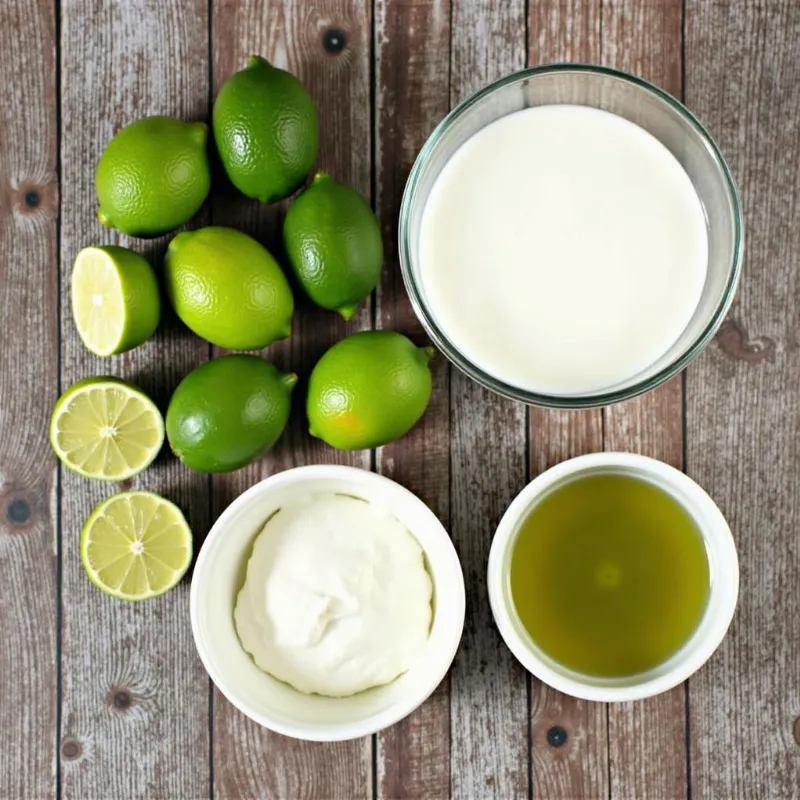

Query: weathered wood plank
527,4,609,798
600,2,688,798
530,679,609,800
528,411,607,800
374,1,452,797
210,2,373,798
686,0,800,796
603,386,686,799
448,3,529,798
0,0,58,797
529,0,601,66
58,1,211,797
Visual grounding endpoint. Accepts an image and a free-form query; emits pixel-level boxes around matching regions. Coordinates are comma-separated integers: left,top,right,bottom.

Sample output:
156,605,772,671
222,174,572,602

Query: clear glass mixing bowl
398,64,743,409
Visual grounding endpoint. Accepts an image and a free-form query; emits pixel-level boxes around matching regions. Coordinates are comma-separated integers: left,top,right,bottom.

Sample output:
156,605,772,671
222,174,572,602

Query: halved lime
81,491,192,601
50,377,164,481
71,245,161,356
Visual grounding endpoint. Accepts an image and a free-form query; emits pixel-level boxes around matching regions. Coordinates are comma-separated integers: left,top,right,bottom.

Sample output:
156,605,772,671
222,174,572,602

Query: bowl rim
190,464,466,741
486,452,740,701
398,62,744,409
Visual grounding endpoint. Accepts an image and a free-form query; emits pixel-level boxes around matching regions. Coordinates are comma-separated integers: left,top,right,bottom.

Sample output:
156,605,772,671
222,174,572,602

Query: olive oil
510,473,709,678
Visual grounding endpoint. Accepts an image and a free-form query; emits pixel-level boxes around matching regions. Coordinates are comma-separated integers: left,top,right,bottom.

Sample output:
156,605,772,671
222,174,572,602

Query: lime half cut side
81,491,192,601
49,377,164,481
71,245,161,356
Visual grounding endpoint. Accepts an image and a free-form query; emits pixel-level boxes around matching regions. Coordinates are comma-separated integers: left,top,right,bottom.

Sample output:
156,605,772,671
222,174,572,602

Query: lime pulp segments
50,378,164,481
71,246,161,356
81,491,192,601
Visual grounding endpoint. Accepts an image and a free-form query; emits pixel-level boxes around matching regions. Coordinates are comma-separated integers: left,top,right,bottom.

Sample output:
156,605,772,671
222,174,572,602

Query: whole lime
164,226,294,350
307,331,433,450
166,355,296,473
284,172,383,319
213,55,319,204
96,116,210,237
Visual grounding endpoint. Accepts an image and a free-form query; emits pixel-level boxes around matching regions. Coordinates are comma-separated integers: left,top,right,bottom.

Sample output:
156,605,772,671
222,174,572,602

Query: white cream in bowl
234,493,433,697
190,465,465,742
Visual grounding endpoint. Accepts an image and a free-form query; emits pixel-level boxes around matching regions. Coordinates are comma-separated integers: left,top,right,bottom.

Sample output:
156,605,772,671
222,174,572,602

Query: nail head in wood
24,190,40,208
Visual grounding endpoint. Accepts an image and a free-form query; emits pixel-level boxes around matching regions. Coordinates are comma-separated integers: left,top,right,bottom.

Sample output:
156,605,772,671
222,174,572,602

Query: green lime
96,115,210,237
164,226,294,350
166,355,297,473
213,55,319,203
81,491,192,601
307,331,433,450
49,377,164,481
70,245,160,356
283,172,383,319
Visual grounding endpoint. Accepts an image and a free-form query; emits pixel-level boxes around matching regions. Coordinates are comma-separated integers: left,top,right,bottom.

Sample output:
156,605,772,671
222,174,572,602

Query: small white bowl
487,452,739,702
191,464,465,741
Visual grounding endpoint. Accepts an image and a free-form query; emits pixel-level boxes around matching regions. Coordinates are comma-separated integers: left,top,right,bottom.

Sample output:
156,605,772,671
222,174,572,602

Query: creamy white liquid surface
418,105,709,394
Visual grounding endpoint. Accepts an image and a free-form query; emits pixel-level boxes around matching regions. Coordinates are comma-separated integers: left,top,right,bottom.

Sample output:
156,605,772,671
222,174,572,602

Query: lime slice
50,377,164,481
81,491,192,601
71,245,161,356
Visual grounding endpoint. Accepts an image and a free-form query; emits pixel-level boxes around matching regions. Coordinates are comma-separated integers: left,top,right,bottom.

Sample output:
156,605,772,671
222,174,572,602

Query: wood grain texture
528,411,607,800
0,0,58,797
599,2,689,798
529,0,601,65
4,3,799,799
529,411,606,800
374,1,452,797
531,682,609,800
58,1,211,797
527,5,608,798
210,2,372,798
448,4,529,798
685,0,800,796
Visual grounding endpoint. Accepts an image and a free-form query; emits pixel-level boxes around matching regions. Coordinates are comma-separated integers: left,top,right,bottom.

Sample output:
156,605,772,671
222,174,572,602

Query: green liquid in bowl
510,473,710,678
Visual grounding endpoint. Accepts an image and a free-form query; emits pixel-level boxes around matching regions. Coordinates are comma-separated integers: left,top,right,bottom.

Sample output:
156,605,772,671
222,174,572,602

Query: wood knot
12,179,58,217
117,479,134,491
794,716,800,747
107,686,134,711
322,28,347,54
1,485,38,531
485,775,495,787
547,725,568,747
715,319,776,363
6,497,31,525
61,737,82,760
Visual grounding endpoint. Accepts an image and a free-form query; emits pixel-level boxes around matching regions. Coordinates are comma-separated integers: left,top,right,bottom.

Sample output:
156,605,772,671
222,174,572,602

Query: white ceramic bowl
487,452,739,702
191,465,465,741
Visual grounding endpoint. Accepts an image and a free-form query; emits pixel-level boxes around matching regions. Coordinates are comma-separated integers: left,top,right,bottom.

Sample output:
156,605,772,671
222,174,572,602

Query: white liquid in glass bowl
418,104,709,395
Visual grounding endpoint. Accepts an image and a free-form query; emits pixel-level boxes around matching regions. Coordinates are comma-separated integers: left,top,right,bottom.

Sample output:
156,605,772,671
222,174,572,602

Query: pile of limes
50,56,434,601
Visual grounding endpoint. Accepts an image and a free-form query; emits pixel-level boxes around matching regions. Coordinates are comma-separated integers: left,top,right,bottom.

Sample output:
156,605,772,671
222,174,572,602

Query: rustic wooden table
2,0,799,798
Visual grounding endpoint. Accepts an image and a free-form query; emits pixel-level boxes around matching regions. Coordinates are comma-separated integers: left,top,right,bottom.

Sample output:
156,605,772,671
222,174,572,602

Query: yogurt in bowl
190,465,465,742
234,493,434,698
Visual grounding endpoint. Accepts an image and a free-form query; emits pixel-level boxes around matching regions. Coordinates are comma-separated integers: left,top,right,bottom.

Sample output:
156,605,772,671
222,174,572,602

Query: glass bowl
398,64,743,409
